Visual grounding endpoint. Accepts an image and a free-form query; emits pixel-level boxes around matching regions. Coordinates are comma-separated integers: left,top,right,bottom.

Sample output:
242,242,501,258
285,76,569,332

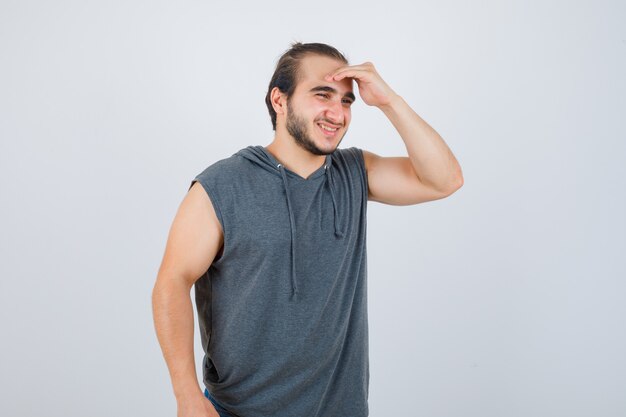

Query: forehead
296,54,353,93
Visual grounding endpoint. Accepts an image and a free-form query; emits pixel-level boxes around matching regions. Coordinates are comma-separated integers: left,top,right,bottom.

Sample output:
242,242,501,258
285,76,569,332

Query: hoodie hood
235,145,346,301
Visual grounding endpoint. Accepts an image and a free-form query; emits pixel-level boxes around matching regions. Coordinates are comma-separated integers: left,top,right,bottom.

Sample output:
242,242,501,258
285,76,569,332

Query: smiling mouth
317,122,340,136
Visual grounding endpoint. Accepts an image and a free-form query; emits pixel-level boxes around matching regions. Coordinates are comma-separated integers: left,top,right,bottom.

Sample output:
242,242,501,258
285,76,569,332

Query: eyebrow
309,85,356,102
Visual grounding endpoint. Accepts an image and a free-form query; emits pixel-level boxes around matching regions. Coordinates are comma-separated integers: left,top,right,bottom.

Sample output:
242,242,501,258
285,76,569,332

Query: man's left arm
326,62,464,205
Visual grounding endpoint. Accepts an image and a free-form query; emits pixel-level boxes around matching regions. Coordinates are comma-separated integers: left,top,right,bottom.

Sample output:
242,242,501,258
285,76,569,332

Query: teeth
319,124,337,132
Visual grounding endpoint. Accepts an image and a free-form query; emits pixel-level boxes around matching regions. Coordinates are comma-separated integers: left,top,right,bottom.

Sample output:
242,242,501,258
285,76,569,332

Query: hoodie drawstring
324,163,345,239
241,145,346,302
277,163,300,300
276,161,346,301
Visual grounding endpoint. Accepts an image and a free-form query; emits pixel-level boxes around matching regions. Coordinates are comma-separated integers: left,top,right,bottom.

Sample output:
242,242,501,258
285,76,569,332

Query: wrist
173,383,204,403
378,93,403,113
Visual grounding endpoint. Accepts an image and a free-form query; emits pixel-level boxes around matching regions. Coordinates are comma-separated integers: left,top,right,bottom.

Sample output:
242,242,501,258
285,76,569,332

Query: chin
317,139,339,152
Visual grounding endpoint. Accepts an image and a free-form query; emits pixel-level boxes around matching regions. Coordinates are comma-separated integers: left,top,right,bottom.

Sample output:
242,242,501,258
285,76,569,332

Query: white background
1,1,625,416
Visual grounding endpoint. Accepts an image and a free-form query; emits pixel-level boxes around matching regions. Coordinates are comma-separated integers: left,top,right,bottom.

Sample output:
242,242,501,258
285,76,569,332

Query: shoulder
331,147,368,193
332,146,365,168
194,153,248,181
188,153,249,209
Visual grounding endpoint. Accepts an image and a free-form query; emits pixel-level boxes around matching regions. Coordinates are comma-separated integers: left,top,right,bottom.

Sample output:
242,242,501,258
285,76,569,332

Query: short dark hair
265,42,349,131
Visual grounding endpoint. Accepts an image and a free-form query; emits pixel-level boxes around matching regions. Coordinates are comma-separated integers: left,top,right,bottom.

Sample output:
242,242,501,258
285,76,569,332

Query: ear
270,87,287,116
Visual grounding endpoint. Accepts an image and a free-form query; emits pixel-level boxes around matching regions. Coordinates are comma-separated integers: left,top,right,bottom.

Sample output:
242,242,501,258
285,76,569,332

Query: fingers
326,62,376,81
326,69,368,82
326,71,358,81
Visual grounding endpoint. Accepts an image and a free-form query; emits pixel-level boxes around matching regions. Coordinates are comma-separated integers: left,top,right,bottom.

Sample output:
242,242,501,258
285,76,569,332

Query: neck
265,129,328,180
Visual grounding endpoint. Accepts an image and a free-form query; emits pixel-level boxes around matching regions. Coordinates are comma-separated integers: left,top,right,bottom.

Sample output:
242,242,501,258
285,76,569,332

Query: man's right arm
152,181,224,416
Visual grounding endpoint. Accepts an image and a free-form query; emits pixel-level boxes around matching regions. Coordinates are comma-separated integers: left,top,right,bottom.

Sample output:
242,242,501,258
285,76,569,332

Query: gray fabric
189,145,369,417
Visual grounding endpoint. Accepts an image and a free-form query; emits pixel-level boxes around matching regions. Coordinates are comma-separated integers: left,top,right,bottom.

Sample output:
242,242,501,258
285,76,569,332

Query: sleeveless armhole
189,176,226,261
348,146,369,203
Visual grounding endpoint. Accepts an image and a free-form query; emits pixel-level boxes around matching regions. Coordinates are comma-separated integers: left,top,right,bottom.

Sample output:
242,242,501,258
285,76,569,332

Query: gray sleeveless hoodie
189,145,369,417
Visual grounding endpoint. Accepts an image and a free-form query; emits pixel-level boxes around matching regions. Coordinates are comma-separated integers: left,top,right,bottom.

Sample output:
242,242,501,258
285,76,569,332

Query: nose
324,99,345,126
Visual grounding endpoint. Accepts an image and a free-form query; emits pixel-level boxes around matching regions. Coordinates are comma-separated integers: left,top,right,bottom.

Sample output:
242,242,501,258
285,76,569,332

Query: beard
285,99,346,156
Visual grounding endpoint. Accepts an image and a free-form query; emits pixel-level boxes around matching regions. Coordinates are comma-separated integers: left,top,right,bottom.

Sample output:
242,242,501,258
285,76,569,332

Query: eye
316,93,330,99
342,99,353,105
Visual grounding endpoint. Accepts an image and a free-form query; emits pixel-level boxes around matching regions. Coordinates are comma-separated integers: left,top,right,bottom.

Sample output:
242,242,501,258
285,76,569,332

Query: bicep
362,150,451,205
157,181,224,288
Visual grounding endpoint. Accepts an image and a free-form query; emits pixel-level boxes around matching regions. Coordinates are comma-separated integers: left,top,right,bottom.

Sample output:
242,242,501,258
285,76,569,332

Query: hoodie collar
256,146,330,181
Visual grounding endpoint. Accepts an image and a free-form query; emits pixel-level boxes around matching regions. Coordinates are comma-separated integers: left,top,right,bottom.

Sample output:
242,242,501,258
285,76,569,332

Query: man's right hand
177,395,221,417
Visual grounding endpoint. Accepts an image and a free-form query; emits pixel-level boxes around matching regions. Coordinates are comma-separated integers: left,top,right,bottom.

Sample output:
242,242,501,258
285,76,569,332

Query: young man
152,42,463,417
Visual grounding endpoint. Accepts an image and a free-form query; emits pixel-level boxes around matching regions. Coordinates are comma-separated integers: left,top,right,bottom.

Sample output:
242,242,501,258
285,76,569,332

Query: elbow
443,173,464,196
455,174,464,189
452,165,464,189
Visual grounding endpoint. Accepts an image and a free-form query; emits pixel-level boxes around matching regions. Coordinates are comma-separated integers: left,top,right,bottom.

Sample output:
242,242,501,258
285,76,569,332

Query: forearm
152,277,203,402
380,94,463,192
